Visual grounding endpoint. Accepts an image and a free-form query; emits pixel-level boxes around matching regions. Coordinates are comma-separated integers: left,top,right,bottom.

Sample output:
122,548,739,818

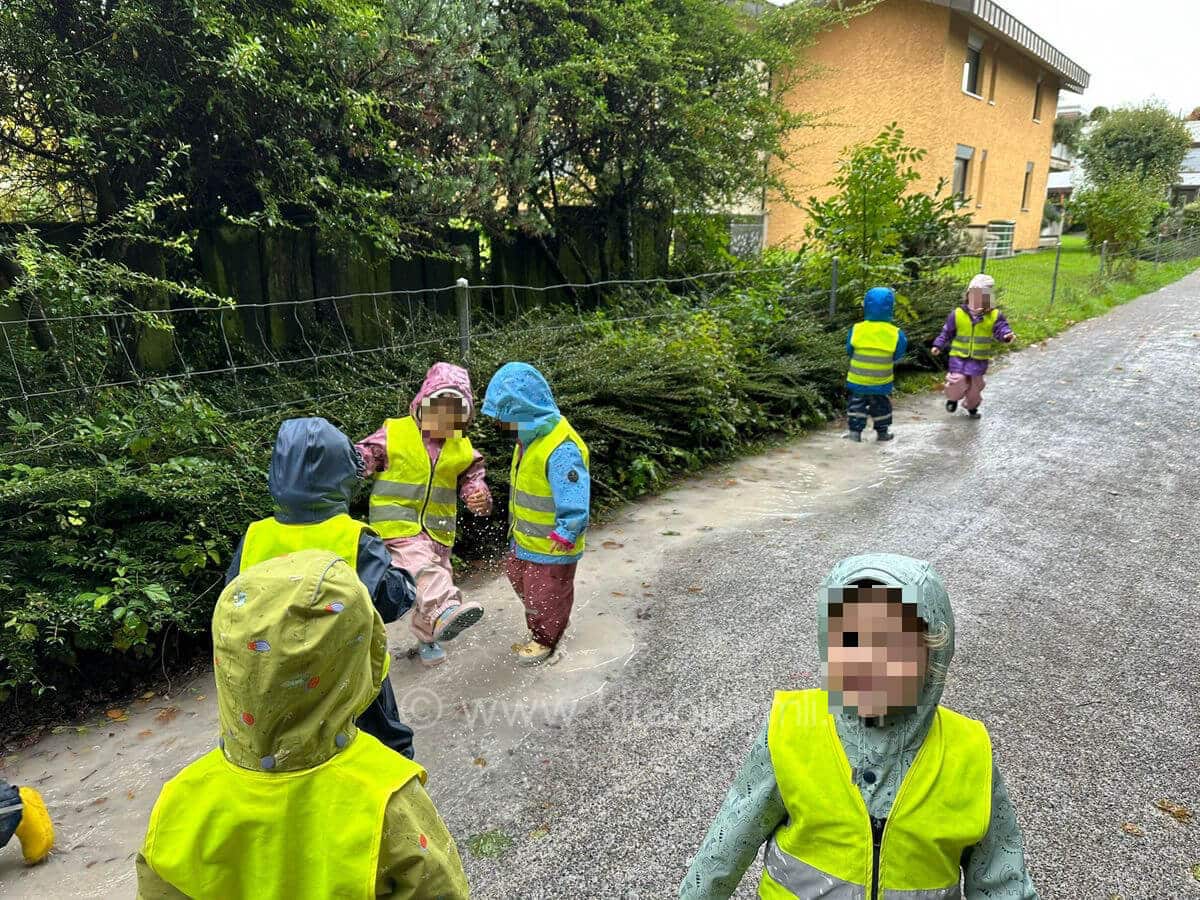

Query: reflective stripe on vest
509,417,590,556
847,322,900,389
368,416,475,546
142,733,425,900
949,308,999,360
239,514,368,574
759,689,991,900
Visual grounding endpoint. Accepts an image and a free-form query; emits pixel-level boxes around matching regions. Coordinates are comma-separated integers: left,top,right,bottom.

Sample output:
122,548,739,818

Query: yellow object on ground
14,786,54,865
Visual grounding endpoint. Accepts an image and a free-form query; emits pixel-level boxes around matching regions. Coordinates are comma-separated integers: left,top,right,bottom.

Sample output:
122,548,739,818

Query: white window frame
963,31,985,99
953,144,975,205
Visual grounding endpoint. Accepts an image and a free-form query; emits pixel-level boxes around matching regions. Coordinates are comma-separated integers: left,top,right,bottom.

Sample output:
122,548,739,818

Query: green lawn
899,234,1200,392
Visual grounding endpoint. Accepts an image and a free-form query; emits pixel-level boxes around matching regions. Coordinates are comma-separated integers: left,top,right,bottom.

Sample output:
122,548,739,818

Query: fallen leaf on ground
1153,799,1193,822
686,586,702,594
140,691,155,700
137,730,153,739
155,707,180,724
466,830,513,859
722,479,738,487
1121,823,1144,837
473,757,487,768
195,695,206,702
127,791,135,800
610,591,626,597
105,709,128,721
661,530,681,536
91,797,107,806
530,825,550,839
1191,863,1200,881
51,726,67,735
601,541,623,550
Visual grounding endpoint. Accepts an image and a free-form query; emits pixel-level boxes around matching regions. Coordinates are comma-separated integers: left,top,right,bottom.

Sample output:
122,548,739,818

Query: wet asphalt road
454,272,1200,899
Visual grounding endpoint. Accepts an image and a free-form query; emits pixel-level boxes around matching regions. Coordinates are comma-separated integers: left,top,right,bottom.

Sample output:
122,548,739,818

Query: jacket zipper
870,815,885,900
417,441,435,529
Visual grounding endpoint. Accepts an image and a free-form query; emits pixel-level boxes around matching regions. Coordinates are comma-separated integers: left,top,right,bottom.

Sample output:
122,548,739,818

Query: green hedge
0,272,955,721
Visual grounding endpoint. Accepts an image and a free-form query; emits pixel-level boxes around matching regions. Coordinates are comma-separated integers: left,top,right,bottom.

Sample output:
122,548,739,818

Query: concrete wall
769,0,1060,251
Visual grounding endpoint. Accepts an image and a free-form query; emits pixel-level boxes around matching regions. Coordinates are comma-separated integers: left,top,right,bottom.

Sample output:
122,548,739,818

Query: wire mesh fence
3,229,1199,460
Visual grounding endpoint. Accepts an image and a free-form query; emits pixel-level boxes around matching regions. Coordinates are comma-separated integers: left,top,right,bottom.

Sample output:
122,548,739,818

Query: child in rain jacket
846,288,908,442
681,553,1038,900
931,273,1016,417
482,362,590,667
226,417,418,759
0,781,53,866
356,362,491,668
138,550,469,899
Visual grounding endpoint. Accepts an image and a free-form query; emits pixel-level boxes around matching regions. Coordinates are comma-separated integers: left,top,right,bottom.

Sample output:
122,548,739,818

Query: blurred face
825,588,927,718
421,396,468,440
967,286,992,313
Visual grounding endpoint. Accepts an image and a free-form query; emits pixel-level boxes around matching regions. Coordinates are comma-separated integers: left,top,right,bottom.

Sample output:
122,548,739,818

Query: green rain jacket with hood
679,553,1038,900
136,551,469,899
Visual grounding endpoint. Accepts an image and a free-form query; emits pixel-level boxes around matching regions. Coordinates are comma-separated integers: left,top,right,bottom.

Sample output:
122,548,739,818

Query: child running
681,553,1038,899
931,273,1016,418
0,780,53,866
138,550,469,899
845,287,908,442
482,362,590,667
356,363,491,668
227,417,417,758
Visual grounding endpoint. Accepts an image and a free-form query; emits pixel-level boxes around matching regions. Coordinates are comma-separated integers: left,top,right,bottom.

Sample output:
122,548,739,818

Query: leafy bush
804,124,968,290
1070,170,1167,258
1079,104,1192,188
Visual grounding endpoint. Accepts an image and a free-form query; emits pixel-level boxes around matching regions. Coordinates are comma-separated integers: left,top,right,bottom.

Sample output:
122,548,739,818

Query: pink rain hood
410,362,476,425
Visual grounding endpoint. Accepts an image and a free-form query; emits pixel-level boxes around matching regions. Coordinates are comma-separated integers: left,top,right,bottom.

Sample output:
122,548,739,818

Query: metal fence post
980,246,988,275
455,277,471,364
829,256,839,318
1049,239,1063,307
1155,232,1163,269
1099,240,1108,277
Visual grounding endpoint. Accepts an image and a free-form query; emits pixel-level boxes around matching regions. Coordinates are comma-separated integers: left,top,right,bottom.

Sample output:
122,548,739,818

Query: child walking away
680,553,1039,900
357,363,491,668
483,363,590,667
0,781,53,866
138,550,469,900
227,417,418,759
846,287,908,442
931,274,1016,418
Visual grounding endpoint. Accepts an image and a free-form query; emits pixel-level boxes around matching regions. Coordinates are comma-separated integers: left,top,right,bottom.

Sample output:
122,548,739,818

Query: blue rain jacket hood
481,362,562,444
818,553,954,762
268,417,360,524
863,287,896,322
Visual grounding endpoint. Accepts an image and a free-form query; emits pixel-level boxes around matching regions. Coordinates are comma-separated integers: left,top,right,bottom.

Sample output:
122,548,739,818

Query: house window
1033,76,1044,122
954,145,974,203
1021,162,1035,210
963,33,984,96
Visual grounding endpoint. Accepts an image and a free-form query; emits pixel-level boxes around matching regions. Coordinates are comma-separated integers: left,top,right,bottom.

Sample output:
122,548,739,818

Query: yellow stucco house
763,0,1089,253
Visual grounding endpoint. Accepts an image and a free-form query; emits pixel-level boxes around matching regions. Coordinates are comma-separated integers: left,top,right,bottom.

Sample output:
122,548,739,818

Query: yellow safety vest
239,513,369,574
847,322,901,390
142,732,425,900
509,417,589,556
369,416,476,546
760,689,992,900
950,308,1000,360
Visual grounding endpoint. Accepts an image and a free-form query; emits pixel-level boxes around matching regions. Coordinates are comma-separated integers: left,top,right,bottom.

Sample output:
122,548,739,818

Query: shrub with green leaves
1071,170,1168,259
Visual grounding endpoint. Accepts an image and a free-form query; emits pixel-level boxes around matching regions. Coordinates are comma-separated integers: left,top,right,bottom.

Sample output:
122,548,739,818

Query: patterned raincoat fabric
679,553,1038,900
136,551,469,899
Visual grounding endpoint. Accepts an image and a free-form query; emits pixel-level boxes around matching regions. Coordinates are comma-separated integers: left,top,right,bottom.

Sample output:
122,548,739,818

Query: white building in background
1170,121,1200,207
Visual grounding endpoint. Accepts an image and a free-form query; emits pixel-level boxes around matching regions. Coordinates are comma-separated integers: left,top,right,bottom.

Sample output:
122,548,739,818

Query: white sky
993,0,1199,114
